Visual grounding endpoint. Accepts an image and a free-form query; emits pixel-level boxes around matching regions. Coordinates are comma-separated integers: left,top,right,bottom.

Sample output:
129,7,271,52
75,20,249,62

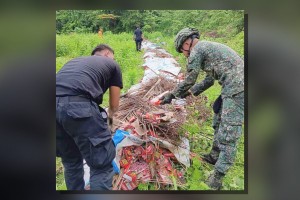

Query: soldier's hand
159,93,175,105
180,90,192,98
190,84,202,96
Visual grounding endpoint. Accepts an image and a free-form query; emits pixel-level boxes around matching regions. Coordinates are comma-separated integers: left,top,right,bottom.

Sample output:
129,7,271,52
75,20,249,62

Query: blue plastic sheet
112,129,130,174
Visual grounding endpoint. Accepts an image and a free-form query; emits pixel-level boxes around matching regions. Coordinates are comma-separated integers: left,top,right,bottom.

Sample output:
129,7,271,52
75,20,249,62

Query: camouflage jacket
172,41,244,98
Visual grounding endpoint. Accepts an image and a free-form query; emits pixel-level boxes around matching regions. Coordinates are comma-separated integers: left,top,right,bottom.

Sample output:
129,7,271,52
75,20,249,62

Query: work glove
190,84,203,96
180,90,192,98
159,92,175,105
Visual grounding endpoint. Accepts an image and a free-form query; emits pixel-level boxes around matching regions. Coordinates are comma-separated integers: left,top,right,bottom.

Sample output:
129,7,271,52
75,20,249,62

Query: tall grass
56,32,144,107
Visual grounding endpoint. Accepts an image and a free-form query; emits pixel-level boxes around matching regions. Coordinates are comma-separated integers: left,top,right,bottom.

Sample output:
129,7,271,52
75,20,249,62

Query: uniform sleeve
190,73,214,96
171,47,203,98
110,65,123,89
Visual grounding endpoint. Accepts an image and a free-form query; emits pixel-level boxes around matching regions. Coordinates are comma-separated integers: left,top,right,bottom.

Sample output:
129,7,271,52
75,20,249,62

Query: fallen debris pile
112,134,188,190
114,77,186,142
111,75,192,190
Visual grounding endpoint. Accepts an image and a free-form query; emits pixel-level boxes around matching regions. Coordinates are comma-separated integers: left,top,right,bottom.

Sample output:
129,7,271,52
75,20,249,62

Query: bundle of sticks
114,77,186,142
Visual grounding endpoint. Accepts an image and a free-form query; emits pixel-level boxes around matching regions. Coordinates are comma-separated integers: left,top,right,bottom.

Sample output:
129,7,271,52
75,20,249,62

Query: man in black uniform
56,44,123,190
133,26,143,51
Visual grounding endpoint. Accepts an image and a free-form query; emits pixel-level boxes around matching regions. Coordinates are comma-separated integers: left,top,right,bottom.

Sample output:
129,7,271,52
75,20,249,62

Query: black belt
67,96,106,115
67,95,90,102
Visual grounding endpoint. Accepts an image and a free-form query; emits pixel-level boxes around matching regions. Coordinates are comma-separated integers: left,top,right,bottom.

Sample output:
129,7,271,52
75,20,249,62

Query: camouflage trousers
210,91,244,174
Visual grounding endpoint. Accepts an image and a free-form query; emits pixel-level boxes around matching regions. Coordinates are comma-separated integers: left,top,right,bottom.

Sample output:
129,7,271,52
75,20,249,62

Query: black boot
201,153,218,165
206,170,225,190
201,144,220,165
201,153,217,165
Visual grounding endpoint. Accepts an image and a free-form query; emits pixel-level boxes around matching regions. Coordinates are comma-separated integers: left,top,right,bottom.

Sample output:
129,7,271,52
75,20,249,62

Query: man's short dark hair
91,44,114,55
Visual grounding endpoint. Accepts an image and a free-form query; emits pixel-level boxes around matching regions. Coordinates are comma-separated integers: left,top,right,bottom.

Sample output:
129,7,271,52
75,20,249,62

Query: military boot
201,146,219,165
206,170,225,190
201,153,217,165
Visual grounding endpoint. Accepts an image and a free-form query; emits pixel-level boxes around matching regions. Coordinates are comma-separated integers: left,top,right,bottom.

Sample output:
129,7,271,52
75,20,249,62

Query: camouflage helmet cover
174,27,200,53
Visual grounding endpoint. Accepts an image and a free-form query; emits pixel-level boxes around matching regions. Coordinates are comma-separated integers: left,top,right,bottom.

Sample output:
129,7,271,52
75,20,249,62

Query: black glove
180,90,191,98
159,93,175,105
212,95,222,114
190,84,203,96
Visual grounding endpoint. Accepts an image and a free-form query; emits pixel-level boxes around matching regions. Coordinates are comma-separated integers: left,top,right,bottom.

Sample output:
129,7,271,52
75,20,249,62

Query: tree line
56,10,244,37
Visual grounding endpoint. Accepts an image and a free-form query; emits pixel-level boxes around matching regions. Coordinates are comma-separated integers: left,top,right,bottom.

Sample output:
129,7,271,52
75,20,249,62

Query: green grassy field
56,31,244,190
56,32,145,107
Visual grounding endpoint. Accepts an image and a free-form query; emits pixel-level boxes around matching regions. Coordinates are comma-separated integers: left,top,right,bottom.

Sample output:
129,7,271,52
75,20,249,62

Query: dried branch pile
111,76,212,190
114,77,186,142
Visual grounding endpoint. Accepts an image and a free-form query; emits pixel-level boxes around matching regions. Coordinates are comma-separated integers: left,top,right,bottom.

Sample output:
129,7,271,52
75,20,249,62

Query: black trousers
56,96,115,190
135,39,142,51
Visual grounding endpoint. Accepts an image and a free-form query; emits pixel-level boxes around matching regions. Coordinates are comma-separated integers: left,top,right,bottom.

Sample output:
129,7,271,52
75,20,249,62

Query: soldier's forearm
172,69,198,97
190,76,214,96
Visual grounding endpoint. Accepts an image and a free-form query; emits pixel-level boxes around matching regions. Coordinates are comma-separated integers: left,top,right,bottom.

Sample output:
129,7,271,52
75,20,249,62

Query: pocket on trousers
221,97,244,125
67,107,92,119
219,125,242,145
88,137,116,168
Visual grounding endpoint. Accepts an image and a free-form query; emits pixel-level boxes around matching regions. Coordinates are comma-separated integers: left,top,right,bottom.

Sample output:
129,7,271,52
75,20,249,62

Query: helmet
174,28,200,53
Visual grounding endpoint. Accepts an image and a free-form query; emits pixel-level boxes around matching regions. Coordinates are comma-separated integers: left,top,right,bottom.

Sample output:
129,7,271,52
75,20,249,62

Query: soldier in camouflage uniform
160,28,244,190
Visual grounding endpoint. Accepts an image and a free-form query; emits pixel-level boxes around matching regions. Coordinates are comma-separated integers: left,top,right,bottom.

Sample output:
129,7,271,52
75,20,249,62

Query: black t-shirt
56,55,123,104
134,28,143,40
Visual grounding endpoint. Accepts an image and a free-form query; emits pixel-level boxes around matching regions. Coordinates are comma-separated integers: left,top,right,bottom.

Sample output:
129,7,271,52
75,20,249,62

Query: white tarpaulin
141,41,181,83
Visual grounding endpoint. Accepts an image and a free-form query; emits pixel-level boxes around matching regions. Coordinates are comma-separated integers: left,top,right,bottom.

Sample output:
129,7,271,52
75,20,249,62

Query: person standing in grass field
98,28,103,39
133,26,143,51
160,27,244,190
56,44,123,190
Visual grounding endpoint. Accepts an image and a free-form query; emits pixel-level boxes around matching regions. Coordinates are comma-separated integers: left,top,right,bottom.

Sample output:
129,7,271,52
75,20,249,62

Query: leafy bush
143,24,152,33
